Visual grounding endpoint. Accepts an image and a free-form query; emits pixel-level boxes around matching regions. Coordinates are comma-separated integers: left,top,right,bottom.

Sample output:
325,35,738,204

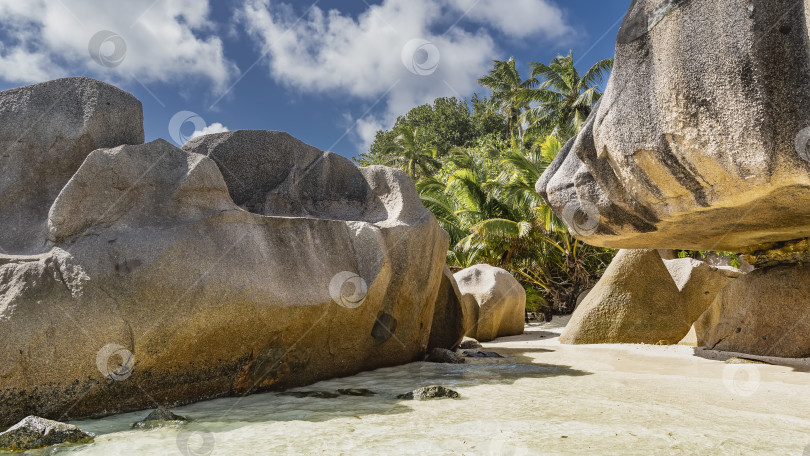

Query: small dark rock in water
337,388,377,397
398,385,460,400
461,349,504,358
459,337,482,349
0,416,94,451
280,391,340,399
132,407,189,429
425,348,465,364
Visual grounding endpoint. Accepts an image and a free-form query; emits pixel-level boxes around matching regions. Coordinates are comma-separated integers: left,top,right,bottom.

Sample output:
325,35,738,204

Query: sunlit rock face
0,79,449,427
537,0,810,252
0,77,144,255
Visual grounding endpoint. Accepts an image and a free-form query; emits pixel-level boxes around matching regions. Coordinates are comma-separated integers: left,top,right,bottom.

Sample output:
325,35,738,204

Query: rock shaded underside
537,0,810,252
427,265,471,351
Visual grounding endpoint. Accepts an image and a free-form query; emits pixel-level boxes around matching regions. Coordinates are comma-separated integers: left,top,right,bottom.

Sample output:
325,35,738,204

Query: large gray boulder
696,264,810,358
0,78,144,255
0,98,448,425
561,250,744,345
454,265,525,342
560,250,685,345
663,257,743,325
537,0,810,252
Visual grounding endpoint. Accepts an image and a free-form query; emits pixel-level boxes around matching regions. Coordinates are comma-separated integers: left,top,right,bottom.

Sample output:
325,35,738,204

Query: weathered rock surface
0,84,448,427
0,78,144,255
427,265,469,351
563,250,745,345
695,264,810,358
184,130,379,220
0,416,93,451
743,238,810,268
337,388,377,397
561,250,689,345
575,287,592,309
398,385,460,400
425,348,465,364
454,265,525,342
458,337,482,349
663,258,743,325
537,0,810,252
132,407,189,429
460,291,479,340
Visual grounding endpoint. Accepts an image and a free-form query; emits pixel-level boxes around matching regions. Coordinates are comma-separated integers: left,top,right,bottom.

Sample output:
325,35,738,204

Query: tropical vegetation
357,52,617,318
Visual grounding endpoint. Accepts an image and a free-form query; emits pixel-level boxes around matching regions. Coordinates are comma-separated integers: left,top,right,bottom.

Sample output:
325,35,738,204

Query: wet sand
40,316,810,455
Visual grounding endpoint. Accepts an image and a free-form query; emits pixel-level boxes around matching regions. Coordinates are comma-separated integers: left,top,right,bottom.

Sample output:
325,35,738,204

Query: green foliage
418,135,615,314
520,52,613,139
356,97,503,167
524,286,551,321
675,250,743,269
471,93,510,140
383,125,441,180
477,57,535,140
359,53,619,316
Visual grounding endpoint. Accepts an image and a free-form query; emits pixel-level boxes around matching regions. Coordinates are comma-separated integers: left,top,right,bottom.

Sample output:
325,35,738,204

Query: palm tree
384,125,441,180
458,137,557,268
520,52,613,140
423,136,614,313
477,57,535,140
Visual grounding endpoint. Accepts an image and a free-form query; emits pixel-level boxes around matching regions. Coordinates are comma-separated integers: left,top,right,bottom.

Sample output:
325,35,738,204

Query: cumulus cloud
239,0,573,153
446,0,572,39
191,122,230,139
0,0,237,91
354,116,386,155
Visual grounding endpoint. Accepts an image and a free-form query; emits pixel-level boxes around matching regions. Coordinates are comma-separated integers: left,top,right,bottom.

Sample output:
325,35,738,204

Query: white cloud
239,0,573,154
354,116,386,155
191,122,230,139
447,0,572,39
0,0,237,91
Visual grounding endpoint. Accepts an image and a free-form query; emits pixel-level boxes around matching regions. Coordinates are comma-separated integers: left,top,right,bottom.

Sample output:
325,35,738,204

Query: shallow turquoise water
30,362,566,456
9,324,810,455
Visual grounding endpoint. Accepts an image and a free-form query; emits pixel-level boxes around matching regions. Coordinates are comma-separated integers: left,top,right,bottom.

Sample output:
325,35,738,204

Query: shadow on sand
690,347,810,373
70,357,591,438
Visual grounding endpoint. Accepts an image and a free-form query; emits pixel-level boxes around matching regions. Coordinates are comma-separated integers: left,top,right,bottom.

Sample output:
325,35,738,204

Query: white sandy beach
56,317,810,456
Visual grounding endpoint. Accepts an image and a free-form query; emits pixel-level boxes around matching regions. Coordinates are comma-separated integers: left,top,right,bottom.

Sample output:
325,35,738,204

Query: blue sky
0,0,630,159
